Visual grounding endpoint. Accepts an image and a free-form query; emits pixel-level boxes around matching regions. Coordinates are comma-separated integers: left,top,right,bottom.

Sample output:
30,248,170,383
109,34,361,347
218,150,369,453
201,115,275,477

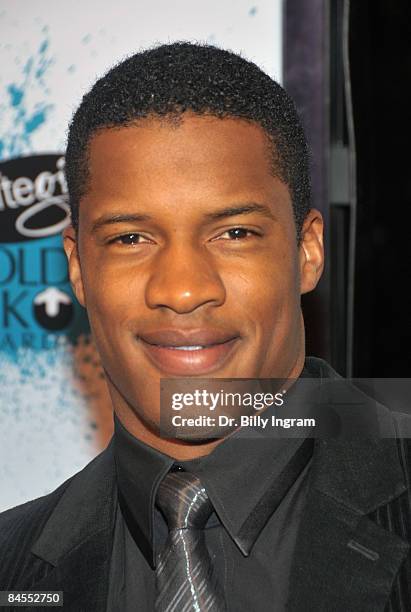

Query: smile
165,345,205,350
138,333,240,376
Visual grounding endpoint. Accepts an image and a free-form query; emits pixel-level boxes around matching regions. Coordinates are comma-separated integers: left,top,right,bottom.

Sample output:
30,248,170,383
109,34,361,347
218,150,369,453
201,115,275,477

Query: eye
110,233,151,245
215,227,258,241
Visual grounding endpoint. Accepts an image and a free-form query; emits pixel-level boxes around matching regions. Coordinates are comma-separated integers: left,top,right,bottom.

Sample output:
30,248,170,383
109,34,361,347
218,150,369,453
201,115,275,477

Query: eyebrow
91,203,277,233
203,203,277,222
91,213,152,233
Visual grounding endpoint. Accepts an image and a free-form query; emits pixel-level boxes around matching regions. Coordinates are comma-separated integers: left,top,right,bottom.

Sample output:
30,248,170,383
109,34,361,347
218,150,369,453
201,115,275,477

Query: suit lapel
29,439,117,612
288,438,410,612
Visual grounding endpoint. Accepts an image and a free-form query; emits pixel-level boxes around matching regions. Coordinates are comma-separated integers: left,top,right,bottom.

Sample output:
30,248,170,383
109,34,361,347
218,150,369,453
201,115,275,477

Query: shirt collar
114,363,315,567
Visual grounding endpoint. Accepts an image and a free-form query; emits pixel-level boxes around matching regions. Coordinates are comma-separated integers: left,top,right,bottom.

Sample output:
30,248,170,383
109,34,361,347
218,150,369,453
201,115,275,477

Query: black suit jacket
1,368,411,611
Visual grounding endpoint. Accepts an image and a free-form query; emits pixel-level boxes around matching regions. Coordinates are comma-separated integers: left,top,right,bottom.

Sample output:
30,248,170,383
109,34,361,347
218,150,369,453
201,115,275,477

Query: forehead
87,115,275,189
81,115,293,228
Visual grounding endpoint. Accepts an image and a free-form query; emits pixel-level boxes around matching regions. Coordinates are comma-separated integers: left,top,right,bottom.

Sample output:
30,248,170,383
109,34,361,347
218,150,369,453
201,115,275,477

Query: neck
114,405,224,460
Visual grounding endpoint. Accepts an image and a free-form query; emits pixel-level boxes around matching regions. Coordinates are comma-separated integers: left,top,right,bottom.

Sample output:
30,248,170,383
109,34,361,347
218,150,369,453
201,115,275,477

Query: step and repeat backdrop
0,0,283,511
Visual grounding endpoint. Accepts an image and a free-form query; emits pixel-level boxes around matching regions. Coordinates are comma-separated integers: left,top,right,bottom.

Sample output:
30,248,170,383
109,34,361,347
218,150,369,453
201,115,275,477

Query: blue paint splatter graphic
0,37,54,160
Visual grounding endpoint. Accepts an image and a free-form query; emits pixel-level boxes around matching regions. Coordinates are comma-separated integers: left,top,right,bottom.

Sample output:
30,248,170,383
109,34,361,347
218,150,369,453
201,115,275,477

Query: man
0,42,410,612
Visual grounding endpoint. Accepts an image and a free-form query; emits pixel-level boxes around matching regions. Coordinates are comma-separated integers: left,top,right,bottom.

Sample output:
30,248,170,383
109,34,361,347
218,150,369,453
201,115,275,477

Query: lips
137,328,241,376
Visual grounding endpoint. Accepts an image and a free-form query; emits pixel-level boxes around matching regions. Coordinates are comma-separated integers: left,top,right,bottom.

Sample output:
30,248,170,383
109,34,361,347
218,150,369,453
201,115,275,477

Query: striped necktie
155,471,227,612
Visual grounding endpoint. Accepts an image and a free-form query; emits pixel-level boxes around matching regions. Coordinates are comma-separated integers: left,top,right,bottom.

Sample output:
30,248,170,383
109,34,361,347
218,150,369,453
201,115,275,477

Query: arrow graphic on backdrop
33,287,74,331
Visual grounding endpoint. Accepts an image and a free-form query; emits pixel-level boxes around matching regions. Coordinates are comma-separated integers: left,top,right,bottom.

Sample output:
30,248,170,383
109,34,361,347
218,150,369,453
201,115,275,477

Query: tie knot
156,471,212,530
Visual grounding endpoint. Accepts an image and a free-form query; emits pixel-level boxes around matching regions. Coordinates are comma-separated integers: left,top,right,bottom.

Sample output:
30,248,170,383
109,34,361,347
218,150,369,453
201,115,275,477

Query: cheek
223,248,300,320
82,265,143,341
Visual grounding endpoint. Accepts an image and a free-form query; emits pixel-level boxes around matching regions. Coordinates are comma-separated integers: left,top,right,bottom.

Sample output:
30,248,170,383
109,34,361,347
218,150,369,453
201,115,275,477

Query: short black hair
65,42,311,239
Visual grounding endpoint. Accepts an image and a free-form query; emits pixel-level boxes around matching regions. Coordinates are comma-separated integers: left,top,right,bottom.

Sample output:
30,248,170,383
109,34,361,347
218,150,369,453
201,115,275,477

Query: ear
63,225,86,307
299,208,324,295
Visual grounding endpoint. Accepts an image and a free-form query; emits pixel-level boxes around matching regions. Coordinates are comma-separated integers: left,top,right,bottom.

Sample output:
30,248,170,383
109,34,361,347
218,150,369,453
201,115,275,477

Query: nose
145,243,226,313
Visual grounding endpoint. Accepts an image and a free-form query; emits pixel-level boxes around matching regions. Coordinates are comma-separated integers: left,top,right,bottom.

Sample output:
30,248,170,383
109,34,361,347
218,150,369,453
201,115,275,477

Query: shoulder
0,443,115,581
0,475,75,589
0,475,72,539
306,357,411,447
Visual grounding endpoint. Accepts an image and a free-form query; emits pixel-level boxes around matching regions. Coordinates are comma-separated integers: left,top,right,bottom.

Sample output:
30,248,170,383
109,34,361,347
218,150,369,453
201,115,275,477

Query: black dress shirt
107,363,317,611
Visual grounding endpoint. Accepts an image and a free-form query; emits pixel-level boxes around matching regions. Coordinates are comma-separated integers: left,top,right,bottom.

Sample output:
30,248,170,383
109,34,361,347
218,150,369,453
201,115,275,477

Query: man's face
64,115,323,437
